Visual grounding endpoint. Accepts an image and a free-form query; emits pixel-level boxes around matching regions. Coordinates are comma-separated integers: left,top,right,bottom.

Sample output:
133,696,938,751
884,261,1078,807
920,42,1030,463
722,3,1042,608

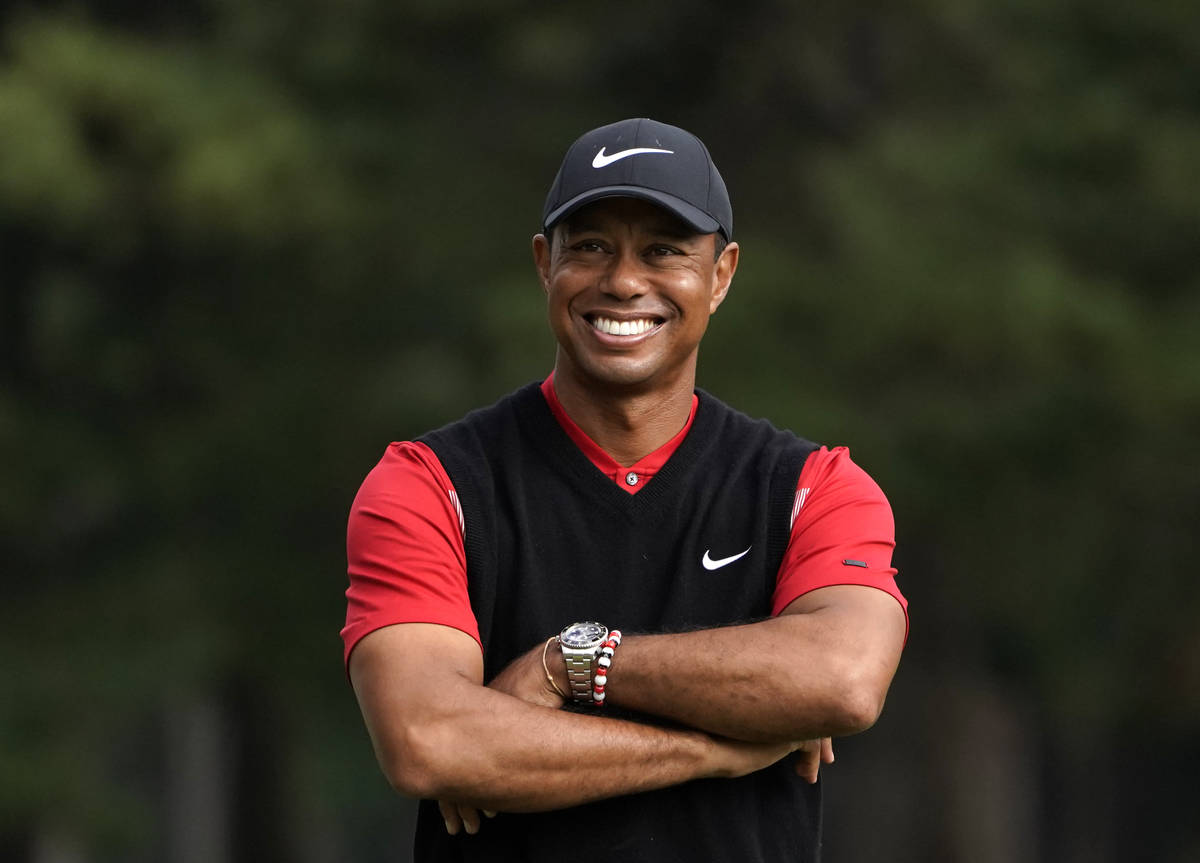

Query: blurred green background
2,1,1198,860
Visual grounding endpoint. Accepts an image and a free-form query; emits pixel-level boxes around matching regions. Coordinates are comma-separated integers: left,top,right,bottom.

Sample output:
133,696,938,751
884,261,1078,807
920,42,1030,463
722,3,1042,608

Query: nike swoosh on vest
701,547,752,571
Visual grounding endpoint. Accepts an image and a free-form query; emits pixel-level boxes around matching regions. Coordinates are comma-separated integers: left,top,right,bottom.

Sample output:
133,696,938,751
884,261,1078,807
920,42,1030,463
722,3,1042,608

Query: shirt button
625,471,639,487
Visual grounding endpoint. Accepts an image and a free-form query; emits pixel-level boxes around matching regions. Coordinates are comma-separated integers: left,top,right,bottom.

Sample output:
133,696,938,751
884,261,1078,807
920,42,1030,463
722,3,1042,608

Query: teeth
591,317,657,336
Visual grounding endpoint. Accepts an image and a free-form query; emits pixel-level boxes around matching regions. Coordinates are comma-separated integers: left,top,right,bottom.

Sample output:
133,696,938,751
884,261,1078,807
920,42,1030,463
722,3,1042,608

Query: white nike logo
702,547,752,571
592,146,674,168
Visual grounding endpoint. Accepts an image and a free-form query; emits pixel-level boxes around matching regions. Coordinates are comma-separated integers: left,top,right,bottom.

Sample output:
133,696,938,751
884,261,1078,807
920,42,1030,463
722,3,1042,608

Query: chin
581,360,676,393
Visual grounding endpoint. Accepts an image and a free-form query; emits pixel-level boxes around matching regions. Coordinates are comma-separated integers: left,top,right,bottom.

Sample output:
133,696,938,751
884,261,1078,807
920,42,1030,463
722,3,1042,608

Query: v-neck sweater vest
416,382,824,862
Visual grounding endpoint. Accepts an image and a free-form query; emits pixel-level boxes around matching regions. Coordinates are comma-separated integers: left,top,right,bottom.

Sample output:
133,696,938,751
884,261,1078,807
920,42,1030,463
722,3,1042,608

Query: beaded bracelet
591,629,622,705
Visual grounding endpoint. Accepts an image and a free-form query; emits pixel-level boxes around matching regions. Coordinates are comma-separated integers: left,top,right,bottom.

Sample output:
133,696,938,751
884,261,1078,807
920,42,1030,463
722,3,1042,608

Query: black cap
541,118,733,240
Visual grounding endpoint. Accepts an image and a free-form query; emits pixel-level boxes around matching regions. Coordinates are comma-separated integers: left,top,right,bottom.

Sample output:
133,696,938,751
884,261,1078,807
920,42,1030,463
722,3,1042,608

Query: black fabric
541,117,733,240
416,382,821,862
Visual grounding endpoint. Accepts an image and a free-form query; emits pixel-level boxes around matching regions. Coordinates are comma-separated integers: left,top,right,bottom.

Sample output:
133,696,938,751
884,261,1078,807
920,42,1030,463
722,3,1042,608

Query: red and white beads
592,629,622,705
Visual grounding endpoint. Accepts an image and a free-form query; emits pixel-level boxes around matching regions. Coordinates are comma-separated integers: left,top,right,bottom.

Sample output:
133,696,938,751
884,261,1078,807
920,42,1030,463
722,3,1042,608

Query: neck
551,364,696,467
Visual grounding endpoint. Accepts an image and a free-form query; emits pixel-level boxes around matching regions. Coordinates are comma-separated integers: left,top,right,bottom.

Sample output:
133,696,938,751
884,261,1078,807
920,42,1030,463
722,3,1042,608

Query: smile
588,316,662,336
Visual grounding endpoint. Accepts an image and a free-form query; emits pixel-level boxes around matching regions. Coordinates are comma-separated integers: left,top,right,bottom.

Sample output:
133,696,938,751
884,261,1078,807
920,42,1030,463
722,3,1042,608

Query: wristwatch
558,621,609,704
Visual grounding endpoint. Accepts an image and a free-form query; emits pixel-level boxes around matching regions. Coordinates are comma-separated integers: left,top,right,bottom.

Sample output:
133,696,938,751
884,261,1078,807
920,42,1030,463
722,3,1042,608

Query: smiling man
343,118,908,862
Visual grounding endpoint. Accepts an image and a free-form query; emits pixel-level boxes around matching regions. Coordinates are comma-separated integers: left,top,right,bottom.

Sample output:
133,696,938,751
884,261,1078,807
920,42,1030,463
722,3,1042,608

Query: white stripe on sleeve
790,487,810,531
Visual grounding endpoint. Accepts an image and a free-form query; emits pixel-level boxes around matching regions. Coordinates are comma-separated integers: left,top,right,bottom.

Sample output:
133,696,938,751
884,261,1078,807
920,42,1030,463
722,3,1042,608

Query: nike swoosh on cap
702,547,752,571
592,146,675,168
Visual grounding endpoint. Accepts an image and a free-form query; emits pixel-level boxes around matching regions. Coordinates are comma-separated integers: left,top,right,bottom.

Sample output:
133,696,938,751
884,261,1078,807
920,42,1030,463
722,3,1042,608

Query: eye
648,244,682,256
571,239,606,253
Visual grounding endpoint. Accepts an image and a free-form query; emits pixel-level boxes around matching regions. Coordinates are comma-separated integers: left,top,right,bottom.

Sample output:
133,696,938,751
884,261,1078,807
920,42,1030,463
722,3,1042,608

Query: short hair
712,234,728,260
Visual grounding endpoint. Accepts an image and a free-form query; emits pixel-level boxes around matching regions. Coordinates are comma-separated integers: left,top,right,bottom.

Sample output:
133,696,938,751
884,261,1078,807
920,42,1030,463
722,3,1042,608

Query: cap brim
543,186,723,238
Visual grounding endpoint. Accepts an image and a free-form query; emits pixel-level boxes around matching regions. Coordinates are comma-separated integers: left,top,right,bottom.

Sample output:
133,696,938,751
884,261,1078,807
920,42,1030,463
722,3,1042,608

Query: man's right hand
438,799,496,836
437,733,806,833
353,623,827,814
485,636,836,786
708,735,828,781
791,737,835,784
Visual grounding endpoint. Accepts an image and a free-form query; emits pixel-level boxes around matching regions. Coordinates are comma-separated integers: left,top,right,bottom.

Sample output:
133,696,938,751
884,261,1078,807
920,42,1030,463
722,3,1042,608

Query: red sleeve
772,446,908,631
341,441,481,669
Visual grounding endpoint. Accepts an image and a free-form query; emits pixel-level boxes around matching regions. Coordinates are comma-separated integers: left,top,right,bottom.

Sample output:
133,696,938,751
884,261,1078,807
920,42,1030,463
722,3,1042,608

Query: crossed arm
348,583,906,823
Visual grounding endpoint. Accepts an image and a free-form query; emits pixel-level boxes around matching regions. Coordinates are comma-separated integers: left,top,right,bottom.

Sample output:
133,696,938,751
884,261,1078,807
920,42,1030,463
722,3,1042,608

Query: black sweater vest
416,382,823,862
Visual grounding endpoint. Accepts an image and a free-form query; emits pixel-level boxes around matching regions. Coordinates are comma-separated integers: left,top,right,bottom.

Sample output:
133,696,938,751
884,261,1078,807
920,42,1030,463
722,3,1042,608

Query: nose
601,248,648,300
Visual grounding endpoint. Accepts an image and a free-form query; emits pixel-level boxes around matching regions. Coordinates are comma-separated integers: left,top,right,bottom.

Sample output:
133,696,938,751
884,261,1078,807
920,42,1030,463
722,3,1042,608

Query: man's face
532,197,738,394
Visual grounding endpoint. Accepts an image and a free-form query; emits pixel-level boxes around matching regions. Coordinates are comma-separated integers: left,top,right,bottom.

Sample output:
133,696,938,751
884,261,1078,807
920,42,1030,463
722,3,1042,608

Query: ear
532,233,552,295
709,241,739,314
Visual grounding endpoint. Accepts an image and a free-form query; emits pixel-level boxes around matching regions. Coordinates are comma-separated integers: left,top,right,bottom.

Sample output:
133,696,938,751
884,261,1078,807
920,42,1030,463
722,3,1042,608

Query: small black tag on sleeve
842,559,868,568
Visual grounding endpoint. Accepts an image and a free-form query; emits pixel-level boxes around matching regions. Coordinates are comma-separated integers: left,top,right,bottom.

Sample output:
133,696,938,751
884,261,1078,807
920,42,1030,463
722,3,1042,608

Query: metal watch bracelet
561,650,595,704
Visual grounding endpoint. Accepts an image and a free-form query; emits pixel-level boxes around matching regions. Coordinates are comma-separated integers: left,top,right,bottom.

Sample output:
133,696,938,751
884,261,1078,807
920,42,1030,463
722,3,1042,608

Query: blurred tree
1,0,1197,861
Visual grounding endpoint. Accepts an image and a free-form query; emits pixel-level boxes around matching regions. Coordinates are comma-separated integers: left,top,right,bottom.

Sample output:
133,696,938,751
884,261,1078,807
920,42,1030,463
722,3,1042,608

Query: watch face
560,621,607,649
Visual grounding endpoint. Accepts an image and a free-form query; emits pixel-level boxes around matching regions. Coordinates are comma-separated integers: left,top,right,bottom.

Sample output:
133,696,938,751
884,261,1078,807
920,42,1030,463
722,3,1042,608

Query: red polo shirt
343,377,906,665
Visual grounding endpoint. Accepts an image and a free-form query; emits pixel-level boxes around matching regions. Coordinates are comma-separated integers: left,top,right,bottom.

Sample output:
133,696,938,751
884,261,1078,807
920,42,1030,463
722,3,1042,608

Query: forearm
350,626,791,813
376,683,726,811
607,620,865,741
601,589,906,742
388,681,724,811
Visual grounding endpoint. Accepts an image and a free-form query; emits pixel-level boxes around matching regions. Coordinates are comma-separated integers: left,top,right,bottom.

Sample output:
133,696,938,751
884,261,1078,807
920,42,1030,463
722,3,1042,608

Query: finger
482,810,497,818
457,803,482,835
822,737,835,764
438,799,462,836
792,745,820,784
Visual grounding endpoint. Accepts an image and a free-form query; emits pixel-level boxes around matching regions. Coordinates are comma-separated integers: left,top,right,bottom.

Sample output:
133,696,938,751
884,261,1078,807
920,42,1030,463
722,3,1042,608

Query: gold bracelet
542,636,568,699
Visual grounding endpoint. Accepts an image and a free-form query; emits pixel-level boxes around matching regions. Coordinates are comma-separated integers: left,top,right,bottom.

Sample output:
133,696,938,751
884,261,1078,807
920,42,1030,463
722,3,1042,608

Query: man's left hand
433,639,564,832
486,636,568,709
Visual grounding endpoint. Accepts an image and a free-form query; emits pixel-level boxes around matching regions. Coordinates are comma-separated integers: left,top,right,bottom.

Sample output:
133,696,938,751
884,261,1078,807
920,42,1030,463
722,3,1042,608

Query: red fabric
540,374,697,494
772,447,907,625
342,441,478,659
342,380,907,667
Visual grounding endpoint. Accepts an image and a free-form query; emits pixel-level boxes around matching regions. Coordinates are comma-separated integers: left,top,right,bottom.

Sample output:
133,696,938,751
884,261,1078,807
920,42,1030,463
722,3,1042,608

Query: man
343,118,907,861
